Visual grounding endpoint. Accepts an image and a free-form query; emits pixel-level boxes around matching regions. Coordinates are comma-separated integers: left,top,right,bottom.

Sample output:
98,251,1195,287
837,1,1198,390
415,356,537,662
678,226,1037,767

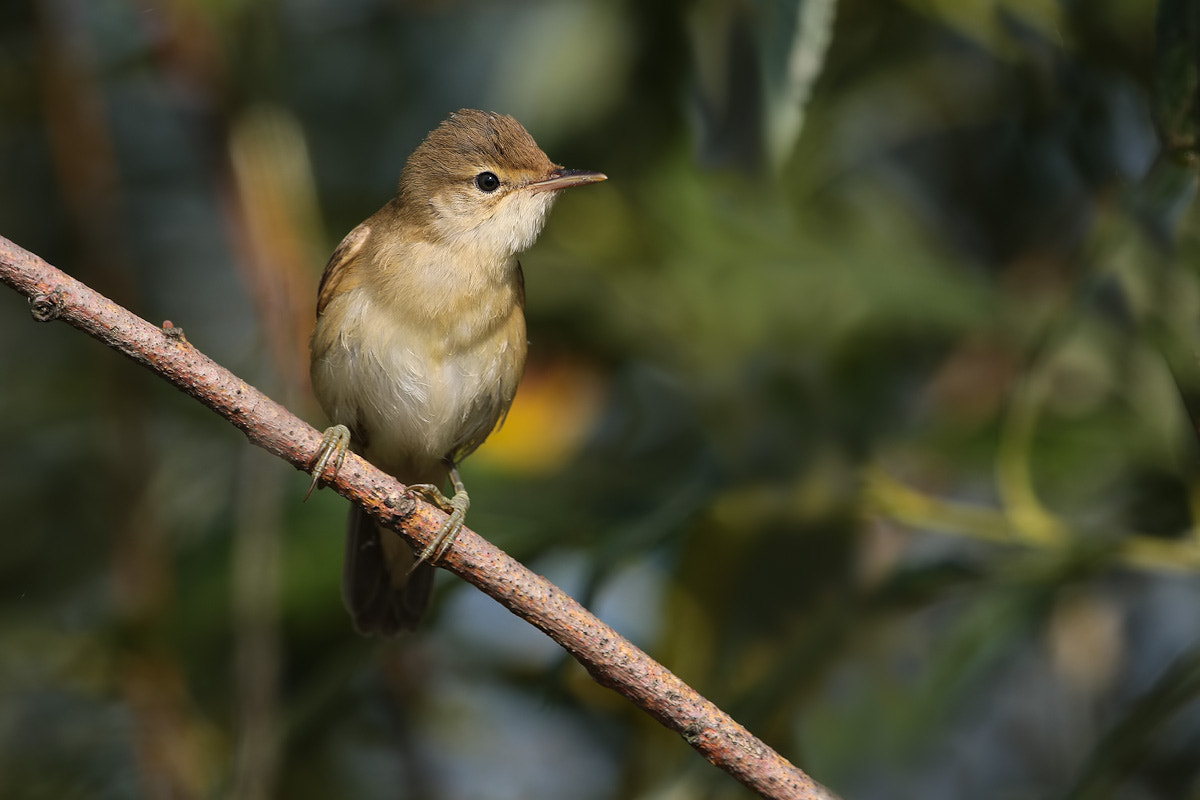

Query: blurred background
2,0,1200,798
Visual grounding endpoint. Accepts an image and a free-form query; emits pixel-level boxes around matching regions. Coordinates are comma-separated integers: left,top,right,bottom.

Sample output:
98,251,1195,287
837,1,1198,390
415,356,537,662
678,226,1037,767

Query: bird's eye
474,172,501,192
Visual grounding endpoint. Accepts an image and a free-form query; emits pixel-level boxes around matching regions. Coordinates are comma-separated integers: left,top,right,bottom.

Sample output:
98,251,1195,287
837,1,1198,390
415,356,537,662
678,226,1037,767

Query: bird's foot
306,424,351,500
406,468,470,572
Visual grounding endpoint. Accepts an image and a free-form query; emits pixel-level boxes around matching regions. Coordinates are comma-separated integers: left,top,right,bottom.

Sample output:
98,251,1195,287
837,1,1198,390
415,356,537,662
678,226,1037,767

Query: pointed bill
526,168,608,193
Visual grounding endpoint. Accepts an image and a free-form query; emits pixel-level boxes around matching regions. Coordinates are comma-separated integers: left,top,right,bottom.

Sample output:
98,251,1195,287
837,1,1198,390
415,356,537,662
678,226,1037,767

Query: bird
308,109,606,635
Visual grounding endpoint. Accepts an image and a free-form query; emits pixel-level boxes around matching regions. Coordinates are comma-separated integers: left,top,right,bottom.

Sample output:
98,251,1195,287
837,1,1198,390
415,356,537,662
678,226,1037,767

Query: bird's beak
526,168,607,194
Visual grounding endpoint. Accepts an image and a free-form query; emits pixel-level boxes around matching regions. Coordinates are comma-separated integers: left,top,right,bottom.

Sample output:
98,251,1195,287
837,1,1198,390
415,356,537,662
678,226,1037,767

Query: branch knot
30,290,63,322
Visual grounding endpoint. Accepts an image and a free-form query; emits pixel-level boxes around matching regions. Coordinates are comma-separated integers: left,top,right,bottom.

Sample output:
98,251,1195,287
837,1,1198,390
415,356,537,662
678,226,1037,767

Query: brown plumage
309,109,605,634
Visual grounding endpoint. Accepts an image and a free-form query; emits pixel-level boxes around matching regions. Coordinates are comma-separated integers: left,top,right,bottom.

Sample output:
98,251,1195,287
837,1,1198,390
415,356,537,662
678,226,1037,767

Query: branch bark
0,234,841,800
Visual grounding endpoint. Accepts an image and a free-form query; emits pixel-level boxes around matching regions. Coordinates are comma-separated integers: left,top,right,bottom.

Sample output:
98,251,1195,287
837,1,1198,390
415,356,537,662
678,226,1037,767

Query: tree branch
0,234,840,800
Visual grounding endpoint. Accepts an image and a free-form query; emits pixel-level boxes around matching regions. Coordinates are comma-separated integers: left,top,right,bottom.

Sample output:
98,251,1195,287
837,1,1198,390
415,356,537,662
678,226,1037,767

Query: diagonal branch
0,234,840,800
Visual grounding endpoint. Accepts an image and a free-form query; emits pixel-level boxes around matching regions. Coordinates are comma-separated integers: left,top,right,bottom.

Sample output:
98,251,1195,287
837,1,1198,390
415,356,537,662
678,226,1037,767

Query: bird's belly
363,342,521,469
311,295,526,476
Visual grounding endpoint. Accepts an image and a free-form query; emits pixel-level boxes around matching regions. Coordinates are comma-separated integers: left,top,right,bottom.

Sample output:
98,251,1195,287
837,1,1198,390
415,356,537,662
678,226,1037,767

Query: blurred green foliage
2,0,1200,798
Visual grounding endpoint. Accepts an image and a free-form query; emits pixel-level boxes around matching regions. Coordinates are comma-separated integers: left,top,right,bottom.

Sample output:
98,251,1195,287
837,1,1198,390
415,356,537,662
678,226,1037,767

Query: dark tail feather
342,505,435,635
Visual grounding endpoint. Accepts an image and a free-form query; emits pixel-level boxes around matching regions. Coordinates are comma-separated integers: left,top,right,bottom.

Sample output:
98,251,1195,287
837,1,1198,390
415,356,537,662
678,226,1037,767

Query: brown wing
316,222,371,317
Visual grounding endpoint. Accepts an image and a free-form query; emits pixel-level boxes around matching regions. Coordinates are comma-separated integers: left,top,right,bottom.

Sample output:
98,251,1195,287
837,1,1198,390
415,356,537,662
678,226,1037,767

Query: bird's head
398,109,606,258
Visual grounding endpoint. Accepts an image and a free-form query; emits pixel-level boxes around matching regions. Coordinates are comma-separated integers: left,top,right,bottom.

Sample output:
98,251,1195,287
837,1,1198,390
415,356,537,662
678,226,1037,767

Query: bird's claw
306,424,351,500
406,468,470,573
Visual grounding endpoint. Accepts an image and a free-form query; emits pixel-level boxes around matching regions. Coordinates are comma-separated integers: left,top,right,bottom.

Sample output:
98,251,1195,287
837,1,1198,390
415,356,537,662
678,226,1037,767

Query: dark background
2,1,1200,798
